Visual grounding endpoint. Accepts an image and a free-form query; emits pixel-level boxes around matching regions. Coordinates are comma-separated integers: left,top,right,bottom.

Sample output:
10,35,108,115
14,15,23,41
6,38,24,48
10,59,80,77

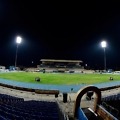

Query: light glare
16,36,22,44
101,41,106,48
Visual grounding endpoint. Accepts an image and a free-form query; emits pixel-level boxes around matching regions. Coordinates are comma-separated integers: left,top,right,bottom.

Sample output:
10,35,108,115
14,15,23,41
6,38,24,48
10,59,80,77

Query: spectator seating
0,93,63,120
101,93,120,119
0,86,120,120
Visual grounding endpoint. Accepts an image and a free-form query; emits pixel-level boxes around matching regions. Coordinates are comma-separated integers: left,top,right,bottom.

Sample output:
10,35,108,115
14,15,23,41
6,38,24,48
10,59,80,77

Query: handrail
77,107,88,120
73,85,101,119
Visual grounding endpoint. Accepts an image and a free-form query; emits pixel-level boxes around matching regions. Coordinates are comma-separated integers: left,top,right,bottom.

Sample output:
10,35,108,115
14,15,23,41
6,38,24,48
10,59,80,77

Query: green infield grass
0,72,120,85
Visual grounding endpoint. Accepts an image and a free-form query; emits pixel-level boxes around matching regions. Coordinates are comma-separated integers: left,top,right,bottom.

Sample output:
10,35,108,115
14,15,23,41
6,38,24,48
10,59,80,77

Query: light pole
101,41,107,71
15,36,22,68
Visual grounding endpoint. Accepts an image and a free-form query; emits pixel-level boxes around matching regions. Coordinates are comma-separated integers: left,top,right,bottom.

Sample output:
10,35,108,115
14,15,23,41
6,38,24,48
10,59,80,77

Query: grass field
0,72,120,85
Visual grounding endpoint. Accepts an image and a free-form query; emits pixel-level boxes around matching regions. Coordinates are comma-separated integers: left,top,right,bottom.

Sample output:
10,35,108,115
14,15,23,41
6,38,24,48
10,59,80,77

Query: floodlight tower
101,41,107,71
15,36,22,68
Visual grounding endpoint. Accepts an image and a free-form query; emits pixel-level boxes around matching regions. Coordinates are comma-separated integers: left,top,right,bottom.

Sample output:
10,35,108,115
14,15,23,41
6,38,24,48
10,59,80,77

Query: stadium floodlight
101,41,107,71
15,36,22,69
101,41,107,48
16,36,22,44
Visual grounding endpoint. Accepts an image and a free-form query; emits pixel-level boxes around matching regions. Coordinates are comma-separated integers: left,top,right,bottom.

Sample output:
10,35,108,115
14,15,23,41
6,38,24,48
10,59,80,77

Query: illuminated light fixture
101,40,107,71
15,36,22,68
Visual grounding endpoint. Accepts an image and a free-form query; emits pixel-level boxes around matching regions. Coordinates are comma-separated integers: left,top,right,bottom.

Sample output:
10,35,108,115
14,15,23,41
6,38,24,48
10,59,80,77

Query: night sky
1,1,120,69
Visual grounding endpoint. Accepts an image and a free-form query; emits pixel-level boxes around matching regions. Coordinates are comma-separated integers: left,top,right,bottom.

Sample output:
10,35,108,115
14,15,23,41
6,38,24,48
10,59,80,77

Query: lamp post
101,41,107,71
15,36,22,69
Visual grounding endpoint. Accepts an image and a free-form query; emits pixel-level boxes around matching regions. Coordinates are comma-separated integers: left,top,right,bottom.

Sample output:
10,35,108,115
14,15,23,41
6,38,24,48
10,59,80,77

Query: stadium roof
40,59,83,63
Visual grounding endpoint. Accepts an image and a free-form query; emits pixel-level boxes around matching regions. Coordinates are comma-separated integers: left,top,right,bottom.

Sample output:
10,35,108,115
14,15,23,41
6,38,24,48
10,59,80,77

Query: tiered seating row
102,93,120,110
0,94,60,120
101,93,120,119
0,93,24,102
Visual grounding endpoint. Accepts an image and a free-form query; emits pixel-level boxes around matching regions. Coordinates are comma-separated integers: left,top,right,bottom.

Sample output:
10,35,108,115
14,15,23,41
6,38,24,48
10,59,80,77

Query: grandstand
40,59,84,73
0,81,120,119
0,93,64,120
